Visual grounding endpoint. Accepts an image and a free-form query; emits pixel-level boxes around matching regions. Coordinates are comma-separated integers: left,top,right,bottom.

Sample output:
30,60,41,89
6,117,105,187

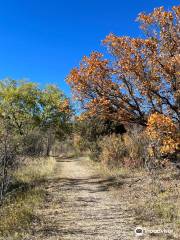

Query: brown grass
0,156,56,239
92,154,180,239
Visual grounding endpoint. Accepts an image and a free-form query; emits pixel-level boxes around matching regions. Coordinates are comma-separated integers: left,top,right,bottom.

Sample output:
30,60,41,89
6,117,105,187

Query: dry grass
88,155,131,179
135,191,180,222
14,156,56,183
91,153,180,239
0,156,56,239
133,169,180,239
0,188,44,239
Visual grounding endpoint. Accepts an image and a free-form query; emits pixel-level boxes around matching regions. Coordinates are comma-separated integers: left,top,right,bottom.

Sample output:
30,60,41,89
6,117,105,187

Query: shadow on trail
35,226,99,238
46,175,124,194
55,156,82,163
29,156,132,240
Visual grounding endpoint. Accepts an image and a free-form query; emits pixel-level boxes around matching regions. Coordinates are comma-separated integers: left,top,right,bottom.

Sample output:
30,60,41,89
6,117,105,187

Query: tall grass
0,156,56,239
14,157,56,183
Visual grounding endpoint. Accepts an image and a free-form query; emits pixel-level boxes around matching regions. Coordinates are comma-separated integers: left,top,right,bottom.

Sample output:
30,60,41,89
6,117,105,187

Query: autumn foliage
67,6,180,159
146,113,179,155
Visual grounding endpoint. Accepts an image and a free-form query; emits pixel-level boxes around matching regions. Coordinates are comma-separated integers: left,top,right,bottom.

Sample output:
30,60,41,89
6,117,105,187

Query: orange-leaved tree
67,6,180,128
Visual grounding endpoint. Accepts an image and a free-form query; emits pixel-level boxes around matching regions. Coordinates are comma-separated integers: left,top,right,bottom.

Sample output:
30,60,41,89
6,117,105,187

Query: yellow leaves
76,114,86,122
161,138,178,154
147,146,155,157
146,113,179,154
147,113,176,131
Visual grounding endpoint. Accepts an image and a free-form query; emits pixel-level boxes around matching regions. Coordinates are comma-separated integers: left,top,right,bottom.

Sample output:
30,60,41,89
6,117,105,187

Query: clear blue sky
0,0,178,95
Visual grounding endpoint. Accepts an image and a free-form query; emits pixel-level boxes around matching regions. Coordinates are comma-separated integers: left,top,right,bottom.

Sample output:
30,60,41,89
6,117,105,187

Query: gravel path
29,156,136,240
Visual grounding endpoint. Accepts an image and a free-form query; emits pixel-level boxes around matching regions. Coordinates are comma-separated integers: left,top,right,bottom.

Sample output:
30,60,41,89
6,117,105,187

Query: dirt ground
27,156,179,240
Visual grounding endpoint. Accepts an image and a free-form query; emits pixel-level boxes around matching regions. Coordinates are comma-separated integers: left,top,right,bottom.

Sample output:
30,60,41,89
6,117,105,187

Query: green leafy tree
0,79,72,201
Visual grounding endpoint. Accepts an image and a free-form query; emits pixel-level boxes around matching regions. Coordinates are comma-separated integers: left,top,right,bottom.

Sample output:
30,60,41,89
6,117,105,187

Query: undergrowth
0,157,55,239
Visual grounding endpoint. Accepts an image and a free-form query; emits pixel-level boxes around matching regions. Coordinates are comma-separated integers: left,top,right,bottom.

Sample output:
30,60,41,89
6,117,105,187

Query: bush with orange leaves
146,113,179,159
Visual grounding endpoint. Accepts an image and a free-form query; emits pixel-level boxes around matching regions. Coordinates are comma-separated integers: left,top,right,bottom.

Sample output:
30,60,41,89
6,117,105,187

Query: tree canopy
0,79,72,137
67,6,180,126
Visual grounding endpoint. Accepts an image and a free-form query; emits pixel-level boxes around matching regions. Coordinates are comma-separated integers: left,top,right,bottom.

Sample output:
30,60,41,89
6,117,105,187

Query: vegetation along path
29,156,137,240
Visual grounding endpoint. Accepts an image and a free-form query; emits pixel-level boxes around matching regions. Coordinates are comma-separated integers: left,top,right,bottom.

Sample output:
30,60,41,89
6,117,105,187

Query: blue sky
0,0,178,95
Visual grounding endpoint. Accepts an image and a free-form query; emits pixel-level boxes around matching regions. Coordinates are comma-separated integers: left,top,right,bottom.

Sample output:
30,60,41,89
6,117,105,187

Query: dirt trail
29,156,136,240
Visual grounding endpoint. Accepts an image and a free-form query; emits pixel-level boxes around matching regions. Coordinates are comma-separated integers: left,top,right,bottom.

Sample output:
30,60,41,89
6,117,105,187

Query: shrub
99,134,126,167
98,128,149,168
73,134,89,155
22,130,47,157
123,129,148,168
54,137,77,157
146,113,179,159
87,141,101,161
74,117,126,154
